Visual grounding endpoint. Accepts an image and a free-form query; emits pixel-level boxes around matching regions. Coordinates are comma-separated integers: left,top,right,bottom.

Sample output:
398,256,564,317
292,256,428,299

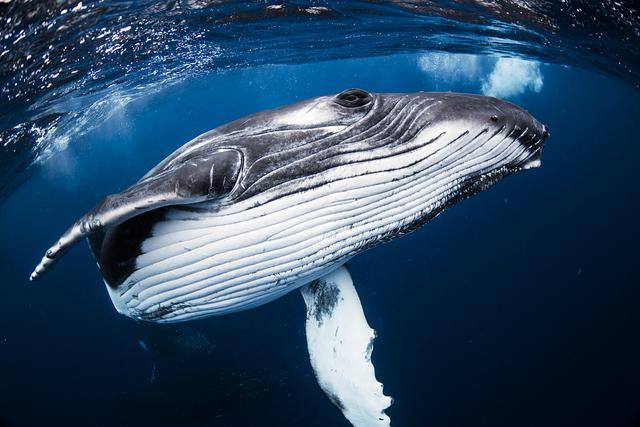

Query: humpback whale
31,89,549,426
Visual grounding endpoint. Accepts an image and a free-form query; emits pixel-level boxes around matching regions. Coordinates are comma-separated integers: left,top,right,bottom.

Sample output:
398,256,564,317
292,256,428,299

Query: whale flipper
301,265,392,427
30,148,243,281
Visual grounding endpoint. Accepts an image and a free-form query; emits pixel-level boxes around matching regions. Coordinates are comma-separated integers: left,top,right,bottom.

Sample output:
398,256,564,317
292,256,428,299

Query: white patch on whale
301,266,392,427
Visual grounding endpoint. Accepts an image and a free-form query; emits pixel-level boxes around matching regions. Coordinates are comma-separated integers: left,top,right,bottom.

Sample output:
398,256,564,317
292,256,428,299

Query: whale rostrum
31,89,549,427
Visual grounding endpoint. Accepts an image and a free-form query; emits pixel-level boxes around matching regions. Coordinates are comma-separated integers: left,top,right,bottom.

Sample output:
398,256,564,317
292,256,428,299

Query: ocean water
1,2,640,427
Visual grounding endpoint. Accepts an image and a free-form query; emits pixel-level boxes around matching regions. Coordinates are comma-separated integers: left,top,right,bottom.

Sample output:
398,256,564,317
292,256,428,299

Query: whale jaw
521,151,542,170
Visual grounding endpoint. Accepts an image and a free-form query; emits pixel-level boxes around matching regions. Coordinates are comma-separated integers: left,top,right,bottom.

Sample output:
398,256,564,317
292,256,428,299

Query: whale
31,89,549,427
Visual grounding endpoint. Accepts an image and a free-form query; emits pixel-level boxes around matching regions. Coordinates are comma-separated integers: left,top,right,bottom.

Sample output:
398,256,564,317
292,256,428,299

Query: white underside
107,121,532,321
301,265,391,427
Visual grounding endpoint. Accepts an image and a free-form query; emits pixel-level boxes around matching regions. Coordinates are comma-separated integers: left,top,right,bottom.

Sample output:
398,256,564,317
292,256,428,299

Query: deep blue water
2,2,640,427
2,54,640,426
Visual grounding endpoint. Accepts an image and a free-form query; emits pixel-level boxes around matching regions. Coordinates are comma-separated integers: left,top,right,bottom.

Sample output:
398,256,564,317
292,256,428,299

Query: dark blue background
1,54,639,427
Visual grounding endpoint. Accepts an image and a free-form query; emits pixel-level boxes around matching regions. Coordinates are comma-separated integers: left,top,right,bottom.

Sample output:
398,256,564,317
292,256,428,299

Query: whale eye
335,88,372,108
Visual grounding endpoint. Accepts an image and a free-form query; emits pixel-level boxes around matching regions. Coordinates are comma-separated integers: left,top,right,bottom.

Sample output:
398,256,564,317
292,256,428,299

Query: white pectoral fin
300,265,392,427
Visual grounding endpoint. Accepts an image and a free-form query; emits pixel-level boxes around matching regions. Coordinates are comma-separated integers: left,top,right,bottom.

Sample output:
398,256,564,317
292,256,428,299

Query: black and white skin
32,89,549,427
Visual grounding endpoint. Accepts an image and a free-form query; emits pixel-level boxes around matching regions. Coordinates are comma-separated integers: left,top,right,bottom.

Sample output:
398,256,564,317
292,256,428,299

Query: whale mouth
524,122,550,170
517,121,549,171
522,150,542,170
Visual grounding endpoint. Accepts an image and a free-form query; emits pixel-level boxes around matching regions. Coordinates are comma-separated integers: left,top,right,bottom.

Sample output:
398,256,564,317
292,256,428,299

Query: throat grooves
113,126,523,321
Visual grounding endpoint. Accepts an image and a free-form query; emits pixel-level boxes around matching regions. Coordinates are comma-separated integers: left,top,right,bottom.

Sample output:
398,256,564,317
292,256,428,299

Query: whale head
183,88,550,207
149,88,549,193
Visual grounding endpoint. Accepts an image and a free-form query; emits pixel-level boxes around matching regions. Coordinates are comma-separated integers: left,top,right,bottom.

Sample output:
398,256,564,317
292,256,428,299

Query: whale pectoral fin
300,265,392,427
30,149,243,281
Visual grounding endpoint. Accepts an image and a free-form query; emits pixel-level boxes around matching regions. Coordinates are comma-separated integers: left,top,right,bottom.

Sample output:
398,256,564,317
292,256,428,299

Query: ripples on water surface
0,0,639,200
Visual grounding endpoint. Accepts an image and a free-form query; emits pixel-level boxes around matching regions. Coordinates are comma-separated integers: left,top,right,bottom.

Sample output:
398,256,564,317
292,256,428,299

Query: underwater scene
1,1,639,426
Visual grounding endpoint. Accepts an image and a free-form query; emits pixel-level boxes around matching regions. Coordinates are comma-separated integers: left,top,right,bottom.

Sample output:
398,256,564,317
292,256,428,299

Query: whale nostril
542,124,550,138
490,115,498,122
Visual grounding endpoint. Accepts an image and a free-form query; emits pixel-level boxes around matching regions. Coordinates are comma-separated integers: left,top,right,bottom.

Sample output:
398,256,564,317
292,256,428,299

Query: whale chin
521,151,542,170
